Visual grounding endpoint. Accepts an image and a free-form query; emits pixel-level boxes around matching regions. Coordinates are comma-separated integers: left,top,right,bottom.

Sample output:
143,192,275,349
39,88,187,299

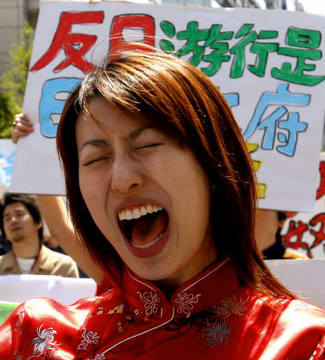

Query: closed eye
83,156,109,167
135,143,163,151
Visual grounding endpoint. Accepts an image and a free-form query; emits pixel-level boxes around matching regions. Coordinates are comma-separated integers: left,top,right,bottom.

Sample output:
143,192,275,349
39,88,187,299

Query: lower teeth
131,232,164,249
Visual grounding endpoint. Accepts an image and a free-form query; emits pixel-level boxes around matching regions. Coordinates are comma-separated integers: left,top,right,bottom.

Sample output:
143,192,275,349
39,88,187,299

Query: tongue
131,212,167,246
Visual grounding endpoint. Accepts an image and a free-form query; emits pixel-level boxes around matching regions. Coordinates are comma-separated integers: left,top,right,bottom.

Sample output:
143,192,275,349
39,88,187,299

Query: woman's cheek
79,176,96,204
146,154,169,172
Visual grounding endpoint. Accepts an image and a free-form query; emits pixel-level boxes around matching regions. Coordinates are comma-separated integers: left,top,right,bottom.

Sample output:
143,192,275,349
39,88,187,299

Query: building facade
0,0,38,79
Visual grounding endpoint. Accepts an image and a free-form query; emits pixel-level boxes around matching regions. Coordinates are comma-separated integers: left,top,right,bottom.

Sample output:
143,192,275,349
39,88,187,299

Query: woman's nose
110,155,144,194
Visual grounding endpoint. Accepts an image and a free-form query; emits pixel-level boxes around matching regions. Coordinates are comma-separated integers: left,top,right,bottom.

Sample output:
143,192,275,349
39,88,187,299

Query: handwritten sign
11,2,325,211
0,140,16,194
281,152,325,258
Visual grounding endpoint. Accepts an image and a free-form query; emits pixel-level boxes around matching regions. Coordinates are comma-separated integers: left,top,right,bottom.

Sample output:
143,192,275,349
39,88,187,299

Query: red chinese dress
0,258,324,359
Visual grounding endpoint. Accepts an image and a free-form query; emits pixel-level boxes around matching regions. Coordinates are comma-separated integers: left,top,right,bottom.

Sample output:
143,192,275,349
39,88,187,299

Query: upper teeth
118,205,163,221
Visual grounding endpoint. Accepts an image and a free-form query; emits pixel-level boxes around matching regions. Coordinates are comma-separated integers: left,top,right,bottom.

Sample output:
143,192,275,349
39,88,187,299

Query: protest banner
0,274,96,305
0,140,16,194
0,274,96,325
266,259,325,308
10,1,325,211
281,152,325,258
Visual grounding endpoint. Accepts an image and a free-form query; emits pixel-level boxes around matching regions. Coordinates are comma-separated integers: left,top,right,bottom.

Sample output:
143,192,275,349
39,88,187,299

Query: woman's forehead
75,99,162,149
75,96,184,149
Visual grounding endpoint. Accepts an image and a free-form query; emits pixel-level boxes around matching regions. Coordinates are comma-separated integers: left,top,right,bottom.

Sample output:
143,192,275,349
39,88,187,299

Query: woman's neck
155,251,218,297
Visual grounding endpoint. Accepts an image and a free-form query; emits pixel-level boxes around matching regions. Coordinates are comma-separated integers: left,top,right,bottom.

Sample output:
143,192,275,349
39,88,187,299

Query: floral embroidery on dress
137,291,161,317
201,320,231,347
214,296,248,319
107,304,125,315
175,292,201,318
167,296,247,333
30,324,60,358
77,328,101,350
85,353,106,360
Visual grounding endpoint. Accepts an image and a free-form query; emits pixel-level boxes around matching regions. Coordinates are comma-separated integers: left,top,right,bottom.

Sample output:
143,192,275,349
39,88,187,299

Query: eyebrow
128,125,154,140
80,125,154,151
80,139,109,152
3,209,25,217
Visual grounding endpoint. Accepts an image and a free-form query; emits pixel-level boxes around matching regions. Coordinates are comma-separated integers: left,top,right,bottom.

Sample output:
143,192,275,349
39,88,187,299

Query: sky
299,0,325,15
254,0,325,15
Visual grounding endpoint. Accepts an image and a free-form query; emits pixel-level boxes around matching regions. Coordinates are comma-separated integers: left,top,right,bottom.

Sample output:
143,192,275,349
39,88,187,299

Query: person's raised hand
12,113,34,144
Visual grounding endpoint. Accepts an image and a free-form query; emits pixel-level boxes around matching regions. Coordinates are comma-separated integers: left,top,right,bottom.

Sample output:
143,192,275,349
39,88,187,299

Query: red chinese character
285,212,297,218
316,161,325,200
282,220,311,257
309,213,325,251
30,11,104,73
109,14,155,61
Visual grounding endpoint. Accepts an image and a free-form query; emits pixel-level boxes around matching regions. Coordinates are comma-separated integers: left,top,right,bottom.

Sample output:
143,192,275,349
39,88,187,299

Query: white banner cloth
266,259,325,308
0,274,96,305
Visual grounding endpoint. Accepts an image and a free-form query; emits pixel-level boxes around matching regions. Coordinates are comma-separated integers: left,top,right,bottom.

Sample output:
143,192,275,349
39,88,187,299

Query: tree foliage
0,92,19,138
0,22,34,138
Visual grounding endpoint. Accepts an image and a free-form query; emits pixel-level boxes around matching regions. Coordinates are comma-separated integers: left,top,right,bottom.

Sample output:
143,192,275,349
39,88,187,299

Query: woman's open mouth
118,204,169,258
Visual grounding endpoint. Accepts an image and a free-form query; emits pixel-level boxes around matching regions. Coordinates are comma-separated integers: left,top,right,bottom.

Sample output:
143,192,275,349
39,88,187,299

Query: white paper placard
0,140,16,194
11,2,325,211
281,152,325,258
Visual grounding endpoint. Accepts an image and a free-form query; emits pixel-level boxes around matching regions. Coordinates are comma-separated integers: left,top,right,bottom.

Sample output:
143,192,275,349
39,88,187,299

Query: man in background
0,235,9,255
0,193,79,276
255,209,307,259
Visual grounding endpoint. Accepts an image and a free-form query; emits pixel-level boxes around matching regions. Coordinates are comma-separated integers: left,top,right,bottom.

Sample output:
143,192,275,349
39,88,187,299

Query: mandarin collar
122,258,239,320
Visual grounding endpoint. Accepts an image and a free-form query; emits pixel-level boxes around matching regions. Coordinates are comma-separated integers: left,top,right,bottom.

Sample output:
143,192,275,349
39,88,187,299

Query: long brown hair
57,50,293,298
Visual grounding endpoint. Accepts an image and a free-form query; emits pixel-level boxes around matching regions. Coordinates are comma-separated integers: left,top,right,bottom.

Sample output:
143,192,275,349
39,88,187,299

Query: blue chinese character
243,83,310,157
40,77,82,137
224,93,239,108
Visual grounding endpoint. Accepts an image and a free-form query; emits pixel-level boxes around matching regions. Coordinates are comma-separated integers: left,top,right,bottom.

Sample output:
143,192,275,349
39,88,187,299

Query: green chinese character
230,24,258,78
175,21,209,66
272,27,325,86
201,24,233,76
248,30,278,77
286,27,321,49
159,21,176,53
